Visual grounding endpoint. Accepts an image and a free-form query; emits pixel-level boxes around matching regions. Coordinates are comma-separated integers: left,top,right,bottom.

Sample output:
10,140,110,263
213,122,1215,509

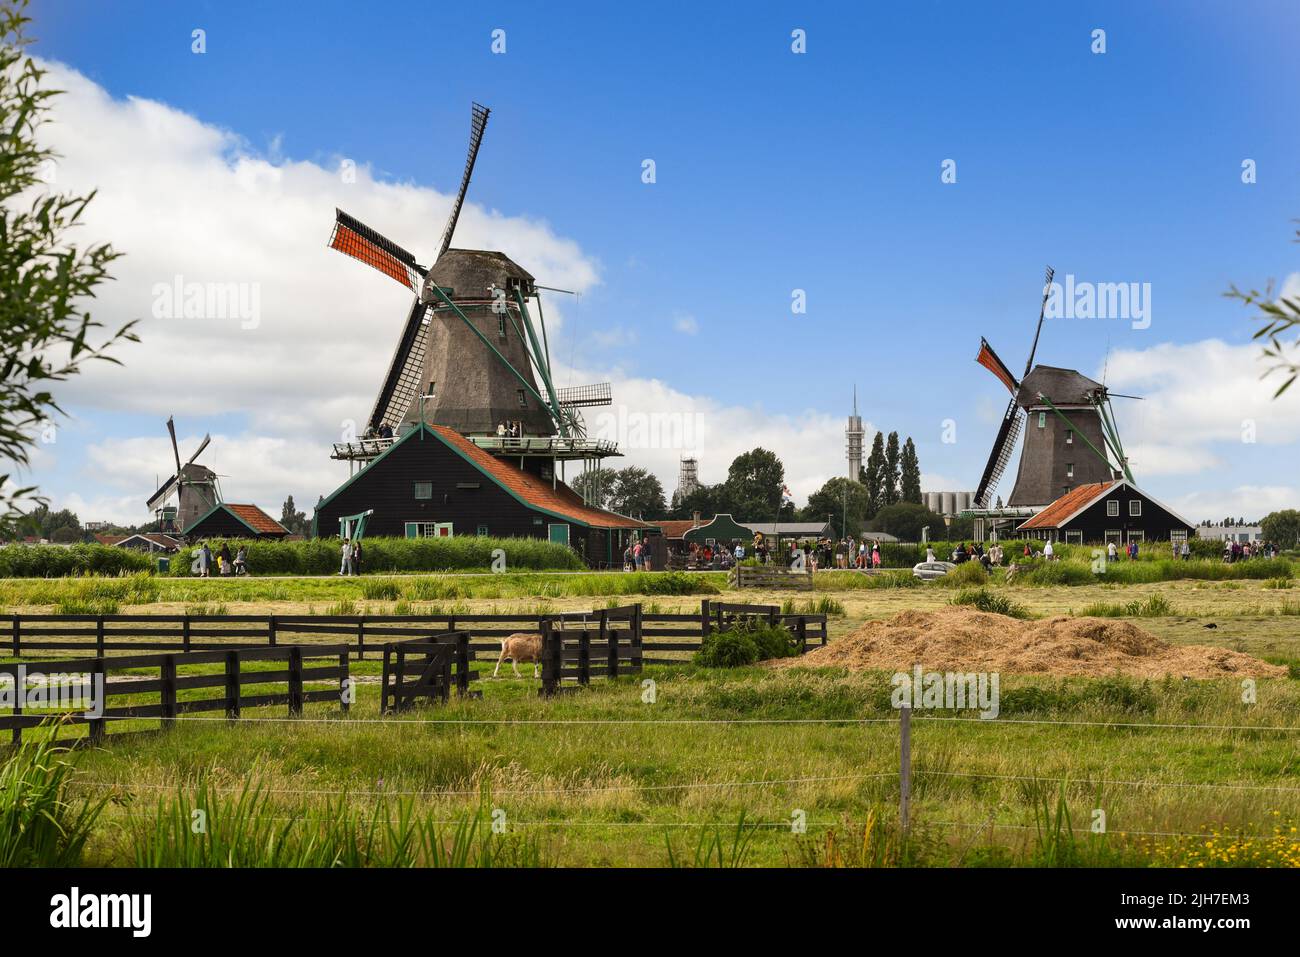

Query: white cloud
672,313,699,335
1170,485,1299,524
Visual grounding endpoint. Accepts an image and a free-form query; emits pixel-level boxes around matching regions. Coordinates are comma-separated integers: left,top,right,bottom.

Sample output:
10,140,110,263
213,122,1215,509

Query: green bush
0,544,153,578
167,536,584,576
695,630,759,667
949,587,1030,619
0,732,106,866
935,561,989,587
695,622,800,667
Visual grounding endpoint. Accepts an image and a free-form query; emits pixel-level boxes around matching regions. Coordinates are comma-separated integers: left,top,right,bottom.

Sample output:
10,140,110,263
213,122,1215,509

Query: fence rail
380,633,478,712
0,602,828,664
729,565,815,590
0,643,350,745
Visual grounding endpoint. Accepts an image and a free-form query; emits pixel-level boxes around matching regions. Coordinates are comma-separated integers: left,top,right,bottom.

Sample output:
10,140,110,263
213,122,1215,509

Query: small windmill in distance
146,417,220,533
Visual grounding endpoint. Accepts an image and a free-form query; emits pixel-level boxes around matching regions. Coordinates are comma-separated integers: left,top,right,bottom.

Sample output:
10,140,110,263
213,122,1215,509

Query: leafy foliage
0,2,138,529
1225,223,1300,397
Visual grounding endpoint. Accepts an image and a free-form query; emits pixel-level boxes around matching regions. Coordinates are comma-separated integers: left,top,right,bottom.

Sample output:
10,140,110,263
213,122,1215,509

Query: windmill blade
368,298,431,431
328,209,425,292
975,338,1020,394
146,475,179,512
165,417,182,475
184,433,211,468
557,383,613,408
435,102,490,262
974,401,1024,508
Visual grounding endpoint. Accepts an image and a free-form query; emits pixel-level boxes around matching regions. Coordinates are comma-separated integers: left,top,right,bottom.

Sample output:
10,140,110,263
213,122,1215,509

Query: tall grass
1078,595,1175,618
948,587,1031,619
125,780,546,867
0,730,106,867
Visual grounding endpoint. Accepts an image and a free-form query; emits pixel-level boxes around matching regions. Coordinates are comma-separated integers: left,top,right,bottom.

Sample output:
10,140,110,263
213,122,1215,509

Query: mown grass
37,662,1300,868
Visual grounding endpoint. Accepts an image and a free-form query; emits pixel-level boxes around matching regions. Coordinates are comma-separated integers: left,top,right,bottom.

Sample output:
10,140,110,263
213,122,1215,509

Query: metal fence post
900,704,912,837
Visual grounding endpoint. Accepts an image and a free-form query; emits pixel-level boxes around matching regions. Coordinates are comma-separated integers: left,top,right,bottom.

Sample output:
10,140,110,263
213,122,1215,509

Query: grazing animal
494,632,543,678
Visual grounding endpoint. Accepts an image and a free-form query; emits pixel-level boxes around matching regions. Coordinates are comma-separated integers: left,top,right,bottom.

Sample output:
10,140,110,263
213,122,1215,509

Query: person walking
1180,539,1190,561
219,543,233,576
197,542,211,578
352,539,363,576
642,536,653,572
339,538,352,576
234,545,248,576
1043,539,1054,562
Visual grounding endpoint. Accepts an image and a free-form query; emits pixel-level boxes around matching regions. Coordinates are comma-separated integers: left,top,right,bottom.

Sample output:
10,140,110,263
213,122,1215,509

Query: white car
912,561,956,581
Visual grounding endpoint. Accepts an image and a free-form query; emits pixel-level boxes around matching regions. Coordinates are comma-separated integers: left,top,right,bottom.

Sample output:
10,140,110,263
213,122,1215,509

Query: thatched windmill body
146,417,220,533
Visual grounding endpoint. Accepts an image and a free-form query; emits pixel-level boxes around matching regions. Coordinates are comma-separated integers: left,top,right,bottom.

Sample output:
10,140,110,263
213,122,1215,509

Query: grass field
5,567,1300,867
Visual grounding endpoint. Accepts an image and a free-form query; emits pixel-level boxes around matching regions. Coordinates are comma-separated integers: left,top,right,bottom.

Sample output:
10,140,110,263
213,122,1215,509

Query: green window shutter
405,522,418,539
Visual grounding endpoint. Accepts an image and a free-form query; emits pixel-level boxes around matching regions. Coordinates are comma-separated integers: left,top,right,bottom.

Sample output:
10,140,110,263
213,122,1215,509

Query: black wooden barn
313,423,648,567
1016,480,1195,546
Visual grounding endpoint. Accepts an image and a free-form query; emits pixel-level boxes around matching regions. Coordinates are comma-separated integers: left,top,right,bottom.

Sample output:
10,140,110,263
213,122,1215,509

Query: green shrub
949,587,1030,619
0,544,153,578
695,630,759,667
1014,560,1098,586
1263,577,1294,590
361,578,403,600
1079,594,1175,618
935,561,989,587
641,571,716,596
167,536,584,576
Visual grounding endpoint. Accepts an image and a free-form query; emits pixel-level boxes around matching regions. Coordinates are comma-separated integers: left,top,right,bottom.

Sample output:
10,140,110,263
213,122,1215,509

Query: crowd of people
623,535,657,571
1220,539,1279,561
339,538,364,576
191,542,248,577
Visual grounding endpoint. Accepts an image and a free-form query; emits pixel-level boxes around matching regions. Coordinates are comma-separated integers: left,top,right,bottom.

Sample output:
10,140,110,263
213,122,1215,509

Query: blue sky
25,0,1300,524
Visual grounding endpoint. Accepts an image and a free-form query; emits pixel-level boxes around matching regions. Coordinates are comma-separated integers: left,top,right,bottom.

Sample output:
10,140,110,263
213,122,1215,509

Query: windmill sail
436,102,490,261
974,402,1023,508
976,338,1019,395
328,209,424,291
368,299,432,432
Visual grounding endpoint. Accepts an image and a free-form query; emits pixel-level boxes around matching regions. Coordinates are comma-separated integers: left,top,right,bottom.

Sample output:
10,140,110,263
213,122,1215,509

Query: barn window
1066,463,1074,479
1105,529,1122,546
516,389,527,408
1065,429,1073,444
1171,530,1188,544
1065,530,1083,544
414,481,433,500
1129,500,1142,517
477,525,489,536
1128,530,1145,544
1106,500,1119,517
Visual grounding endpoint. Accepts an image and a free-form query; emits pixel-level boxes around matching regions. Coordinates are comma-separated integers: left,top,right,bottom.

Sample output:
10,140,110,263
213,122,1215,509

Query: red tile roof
1018,481,1116,530
224,504,290,535
657,519,704,539
431,426,648,529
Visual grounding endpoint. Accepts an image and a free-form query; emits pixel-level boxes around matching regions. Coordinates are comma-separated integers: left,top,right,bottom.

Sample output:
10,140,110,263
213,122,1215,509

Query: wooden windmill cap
1017,365,1104,408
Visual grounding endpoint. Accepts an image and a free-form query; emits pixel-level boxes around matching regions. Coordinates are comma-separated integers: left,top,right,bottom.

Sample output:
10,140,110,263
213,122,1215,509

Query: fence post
288,647,303,716
11,615,19,658
339,650,351,714
88,658,106,743
796,616,808,655
578,629,591,686
899,704,912,837
700,598,712,638
356,619,365,661
631,603,644,671
454,632,470,697
539,619,557,697
268,615,277,648
160,655,177,724
224,650,241,719
394,647,407,712
379,644,392,714
604,612,618,679
95,616,105,657
182,614,191,653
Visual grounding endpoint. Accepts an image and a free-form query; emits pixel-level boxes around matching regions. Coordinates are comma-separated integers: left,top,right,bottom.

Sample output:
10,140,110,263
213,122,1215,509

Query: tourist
925,545,936,563
234,545,248,576
1180,539,1190,561
642,537,653,572
632,539,643,570
1043,539,1054,562
1107,540,1118,562
219,542,234,576
339,538,352,576
352,539,363,575
872,543,882,569
378,422,394,439
623,543,633,571
734,541,745,562
196,541,211,578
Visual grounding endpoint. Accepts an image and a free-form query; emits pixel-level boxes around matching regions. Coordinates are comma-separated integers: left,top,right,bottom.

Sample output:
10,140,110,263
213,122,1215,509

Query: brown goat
494,632,543,679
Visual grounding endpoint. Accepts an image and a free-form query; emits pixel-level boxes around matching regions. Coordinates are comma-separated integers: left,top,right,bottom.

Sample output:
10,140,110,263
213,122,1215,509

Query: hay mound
779,607,1285,679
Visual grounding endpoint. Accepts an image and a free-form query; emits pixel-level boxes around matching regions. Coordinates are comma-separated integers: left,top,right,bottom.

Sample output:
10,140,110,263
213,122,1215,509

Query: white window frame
1127,530,1144,544
404,521,452,538
1066,463,1074,479
414,481,433,500
1129,499,1142,517
1170,530,1188,544
1065,530,1083,544
1104,530,1122,546
1106,500,1119,517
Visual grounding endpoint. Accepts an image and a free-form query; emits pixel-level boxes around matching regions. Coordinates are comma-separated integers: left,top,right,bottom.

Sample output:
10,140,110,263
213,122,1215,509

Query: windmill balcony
330,433,620,464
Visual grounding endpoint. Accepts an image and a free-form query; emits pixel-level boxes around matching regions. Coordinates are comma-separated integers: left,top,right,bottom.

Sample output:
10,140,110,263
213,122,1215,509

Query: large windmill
973,268,1136,509
326,102,612,454
146,417,220,533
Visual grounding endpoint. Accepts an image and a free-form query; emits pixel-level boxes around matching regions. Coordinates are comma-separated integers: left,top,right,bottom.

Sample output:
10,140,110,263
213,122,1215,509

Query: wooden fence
0,644,350,745
379,632,478,712
539,604,643,696
0,602,827,663
729,565,814,590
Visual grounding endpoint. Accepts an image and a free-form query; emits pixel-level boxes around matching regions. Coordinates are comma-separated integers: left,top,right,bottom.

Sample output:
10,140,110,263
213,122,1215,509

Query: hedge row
168,535,585,576
0,544,154,578
880,538,1255,568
